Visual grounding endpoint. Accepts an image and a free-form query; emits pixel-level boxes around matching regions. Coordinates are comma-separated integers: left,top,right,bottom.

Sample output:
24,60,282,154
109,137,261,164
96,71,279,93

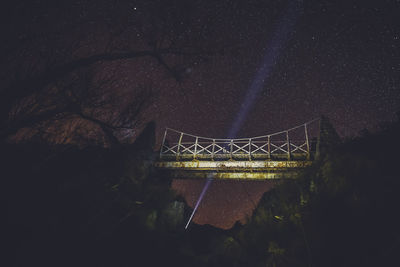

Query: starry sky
149,0,400,229
148,0,399,142
2,0,399,229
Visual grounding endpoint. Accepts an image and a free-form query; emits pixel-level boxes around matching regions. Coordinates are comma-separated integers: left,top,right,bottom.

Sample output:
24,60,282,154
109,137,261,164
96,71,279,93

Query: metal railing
160,119,319,161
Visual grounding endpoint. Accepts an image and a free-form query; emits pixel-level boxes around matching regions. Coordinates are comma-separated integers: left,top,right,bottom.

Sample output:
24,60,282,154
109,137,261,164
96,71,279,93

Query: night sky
154,0,399,229
149,0,399,140
2,0,399,229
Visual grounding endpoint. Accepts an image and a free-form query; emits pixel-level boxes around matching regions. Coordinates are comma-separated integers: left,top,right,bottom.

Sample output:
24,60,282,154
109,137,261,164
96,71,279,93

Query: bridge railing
160,119,319,161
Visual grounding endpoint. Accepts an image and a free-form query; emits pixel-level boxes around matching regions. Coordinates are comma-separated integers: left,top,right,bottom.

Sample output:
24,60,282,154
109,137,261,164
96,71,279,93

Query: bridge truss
160,119,318,161
156,119,320,180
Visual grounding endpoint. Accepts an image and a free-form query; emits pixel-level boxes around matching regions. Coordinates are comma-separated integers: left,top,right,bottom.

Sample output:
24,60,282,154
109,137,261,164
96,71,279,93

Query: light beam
185,174,214,229
227,0,302,138
185,1,302,230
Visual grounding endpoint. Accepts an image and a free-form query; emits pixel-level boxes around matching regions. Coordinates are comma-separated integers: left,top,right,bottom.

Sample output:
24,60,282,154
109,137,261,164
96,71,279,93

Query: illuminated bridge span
155,119,331,180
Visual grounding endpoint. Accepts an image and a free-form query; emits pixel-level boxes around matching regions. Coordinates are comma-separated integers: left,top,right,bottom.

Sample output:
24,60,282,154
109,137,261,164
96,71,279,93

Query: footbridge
155,118,333,180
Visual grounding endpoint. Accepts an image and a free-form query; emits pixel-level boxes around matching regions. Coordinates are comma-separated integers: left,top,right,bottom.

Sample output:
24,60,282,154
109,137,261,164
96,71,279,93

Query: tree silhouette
0,0,217,145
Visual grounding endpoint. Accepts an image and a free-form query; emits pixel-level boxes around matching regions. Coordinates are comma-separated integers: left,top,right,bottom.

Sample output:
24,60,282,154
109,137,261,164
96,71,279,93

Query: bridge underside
155,160,312,180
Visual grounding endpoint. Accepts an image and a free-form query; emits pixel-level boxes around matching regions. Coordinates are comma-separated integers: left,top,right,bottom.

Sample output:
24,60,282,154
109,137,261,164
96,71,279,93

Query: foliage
228,117,400,267
3,118,400,266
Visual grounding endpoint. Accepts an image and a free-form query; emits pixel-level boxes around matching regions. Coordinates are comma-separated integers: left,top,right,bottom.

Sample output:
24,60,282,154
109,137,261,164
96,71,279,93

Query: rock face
162,201,185,228
132,121,156,154
316,116,341,159
123,121,157,183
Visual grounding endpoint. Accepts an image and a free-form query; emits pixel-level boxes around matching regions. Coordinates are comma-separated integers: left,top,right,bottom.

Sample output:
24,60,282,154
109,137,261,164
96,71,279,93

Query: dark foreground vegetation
3,117,400,267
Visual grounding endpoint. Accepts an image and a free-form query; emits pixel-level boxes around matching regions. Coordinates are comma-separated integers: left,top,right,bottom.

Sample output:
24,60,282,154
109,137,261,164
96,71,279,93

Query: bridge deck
155,160,312,180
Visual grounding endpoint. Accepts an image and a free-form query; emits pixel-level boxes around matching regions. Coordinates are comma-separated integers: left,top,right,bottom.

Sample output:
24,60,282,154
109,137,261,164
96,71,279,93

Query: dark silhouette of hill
2,116,400,266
